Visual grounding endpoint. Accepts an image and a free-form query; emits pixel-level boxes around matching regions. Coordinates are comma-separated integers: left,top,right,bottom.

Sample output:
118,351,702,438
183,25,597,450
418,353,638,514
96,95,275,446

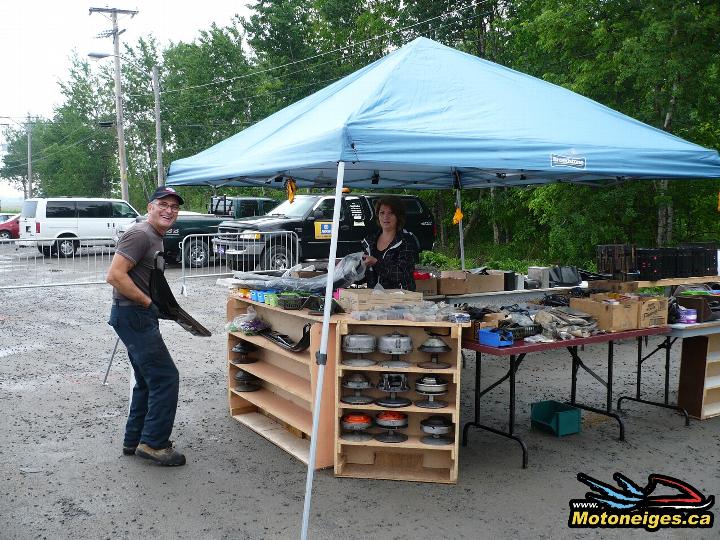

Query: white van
19,197,140,257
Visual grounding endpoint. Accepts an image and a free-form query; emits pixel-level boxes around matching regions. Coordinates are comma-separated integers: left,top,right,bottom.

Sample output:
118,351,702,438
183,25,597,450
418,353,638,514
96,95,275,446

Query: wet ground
1,272,718,539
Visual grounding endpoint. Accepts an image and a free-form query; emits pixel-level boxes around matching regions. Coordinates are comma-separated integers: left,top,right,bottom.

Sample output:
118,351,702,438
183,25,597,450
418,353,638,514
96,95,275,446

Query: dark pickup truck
213,193,436,270
119,196,278,267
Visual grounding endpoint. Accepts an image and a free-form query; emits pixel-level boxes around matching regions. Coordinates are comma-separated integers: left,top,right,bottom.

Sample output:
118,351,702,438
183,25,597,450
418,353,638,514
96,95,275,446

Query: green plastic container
530,400,581,437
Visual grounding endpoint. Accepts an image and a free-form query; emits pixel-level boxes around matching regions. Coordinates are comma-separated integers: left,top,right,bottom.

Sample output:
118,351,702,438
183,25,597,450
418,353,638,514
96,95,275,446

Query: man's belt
113,299,141,307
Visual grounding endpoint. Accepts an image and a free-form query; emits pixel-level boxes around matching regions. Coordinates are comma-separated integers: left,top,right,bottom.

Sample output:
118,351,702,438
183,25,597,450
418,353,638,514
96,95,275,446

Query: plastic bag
229,252,367,293
224,306,267,334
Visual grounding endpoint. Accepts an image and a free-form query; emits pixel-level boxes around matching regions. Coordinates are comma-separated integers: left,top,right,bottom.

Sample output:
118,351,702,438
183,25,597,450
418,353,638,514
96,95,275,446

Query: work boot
123,444,137,456
135,442,186,466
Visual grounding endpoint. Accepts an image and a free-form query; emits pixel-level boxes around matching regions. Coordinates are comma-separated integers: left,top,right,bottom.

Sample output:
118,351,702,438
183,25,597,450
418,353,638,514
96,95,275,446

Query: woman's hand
362,254,378,267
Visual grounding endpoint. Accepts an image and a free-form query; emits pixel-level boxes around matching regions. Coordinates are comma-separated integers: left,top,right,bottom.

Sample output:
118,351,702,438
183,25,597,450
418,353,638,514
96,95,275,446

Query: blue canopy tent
167,37,720,539
168,37,720,188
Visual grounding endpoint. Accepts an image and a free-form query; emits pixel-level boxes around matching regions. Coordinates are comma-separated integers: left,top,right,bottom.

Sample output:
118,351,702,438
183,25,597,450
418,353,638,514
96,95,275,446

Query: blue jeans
109,304,179,449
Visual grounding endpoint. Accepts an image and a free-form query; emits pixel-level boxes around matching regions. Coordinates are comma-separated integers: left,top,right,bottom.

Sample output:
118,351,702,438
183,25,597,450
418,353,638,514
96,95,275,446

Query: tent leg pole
301,161,345,540
456,189,465,270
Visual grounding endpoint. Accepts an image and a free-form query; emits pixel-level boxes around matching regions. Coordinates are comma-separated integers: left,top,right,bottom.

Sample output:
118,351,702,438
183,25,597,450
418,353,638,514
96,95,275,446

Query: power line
157,0,495,96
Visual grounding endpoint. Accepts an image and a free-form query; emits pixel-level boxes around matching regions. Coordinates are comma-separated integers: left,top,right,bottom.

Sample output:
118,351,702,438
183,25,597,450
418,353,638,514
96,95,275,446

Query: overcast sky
0,0,252,199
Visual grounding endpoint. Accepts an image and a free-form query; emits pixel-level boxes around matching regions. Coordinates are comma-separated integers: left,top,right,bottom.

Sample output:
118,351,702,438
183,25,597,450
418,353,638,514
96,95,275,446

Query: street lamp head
88,52,114,60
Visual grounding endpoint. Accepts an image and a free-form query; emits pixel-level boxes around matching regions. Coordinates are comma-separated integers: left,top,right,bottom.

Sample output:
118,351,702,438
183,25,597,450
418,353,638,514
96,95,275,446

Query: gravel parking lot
1,271,718,539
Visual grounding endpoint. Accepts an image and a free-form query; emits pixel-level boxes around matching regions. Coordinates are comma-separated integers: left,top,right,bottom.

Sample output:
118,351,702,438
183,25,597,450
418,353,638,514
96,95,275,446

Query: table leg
566,343,625,441
462,353,528,469
664,335,671,405
616,336,689,426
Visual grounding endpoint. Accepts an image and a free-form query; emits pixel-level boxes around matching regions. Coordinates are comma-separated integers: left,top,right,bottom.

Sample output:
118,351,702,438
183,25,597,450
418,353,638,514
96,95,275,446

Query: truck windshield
267,197,316,218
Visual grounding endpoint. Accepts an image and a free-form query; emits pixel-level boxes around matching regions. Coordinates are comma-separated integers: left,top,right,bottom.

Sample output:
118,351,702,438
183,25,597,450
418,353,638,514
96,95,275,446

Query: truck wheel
184,239,209,268
56,237,79,258
262,245,292,271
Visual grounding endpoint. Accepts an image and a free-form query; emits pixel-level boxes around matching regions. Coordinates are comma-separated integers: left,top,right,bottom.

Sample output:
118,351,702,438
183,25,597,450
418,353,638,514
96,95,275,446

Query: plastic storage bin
477,328,514,347
530,400,581,437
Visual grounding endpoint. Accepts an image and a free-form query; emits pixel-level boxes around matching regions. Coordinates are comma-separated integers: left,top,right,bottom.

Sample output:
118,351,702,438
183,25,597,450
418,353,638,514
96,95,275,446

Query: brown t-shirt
112,221,164,301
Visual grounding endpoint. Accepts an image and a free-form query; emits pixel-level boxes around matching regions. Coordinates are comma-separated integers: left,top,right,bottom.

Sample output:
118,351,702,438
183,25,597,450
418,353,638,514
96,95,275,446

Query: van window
21,200,37,218
46,201,76,218
78,201,111,218
112,202,138,218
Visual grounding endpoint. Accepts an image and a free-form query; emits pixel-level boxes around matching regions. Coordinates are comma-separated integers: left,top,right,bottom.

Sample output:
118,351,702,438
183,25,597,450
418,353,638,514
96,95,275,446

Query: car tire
56,237,79,258
261,245,292,271
184,239,209,268
0,231,10,240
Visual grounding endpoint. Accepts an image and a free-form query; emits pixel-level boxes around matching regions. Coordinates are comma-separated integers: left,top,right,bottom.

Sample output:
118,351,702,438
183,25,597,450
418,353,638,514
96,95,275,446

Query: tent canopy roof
167,37,720,190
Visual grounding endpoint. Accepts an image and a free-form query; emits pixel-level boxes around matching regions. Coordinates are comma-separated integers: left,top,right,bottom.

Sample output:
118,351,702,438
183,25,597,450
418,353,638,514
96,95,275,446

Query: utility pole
152,65,164,186
26,114,33,198
89,7,137,202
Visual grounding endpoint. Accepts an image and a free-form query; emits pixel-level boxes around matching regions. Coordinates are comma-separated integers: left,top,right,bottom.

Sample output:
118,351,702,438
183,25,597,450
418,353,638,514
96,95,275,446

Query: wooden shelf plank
231,361,311,402
340,319,470,327
232,412,311,465
336,462,453,484
338,434,456,455
706,351,720,363
701,401,720,419
230,387,312,435
704,375,720,390
338,402,457,420
339,364,456,376
230,331,311,365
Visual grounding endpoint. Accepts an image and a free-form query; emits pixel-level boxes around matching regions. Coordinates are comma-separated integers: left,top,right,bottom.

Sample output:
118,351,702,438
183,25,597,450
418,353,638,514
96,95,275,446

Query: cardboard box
414,278,438,296
438,271,505,295
290,270,325,278
634,296,669,327
482,312,510,323
570,297,639,332
677,296,711,323
590,293,669,328
338,288,424,311
462,320,499,342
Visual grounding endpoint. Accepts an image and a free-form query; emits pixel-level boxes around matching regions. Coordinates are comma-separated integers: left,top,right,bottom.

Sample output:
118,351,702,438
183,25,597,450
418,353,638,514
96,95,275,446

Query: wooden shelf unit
334,320,463,484
678,333,720,419
226,296,336,468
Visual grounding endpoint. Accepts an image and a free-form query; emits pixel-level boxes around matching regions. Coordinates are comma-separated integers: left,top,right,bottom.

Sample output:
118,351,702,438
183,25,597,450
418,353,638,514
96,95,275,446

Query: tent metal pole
456,189,465,270
300,160,345,540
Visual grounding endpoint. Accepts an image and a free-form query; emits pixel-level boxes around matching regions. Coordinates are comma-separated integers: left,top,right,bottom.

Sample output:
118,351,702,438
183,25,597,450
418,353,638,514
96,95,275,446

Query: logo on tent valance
551,154,587,169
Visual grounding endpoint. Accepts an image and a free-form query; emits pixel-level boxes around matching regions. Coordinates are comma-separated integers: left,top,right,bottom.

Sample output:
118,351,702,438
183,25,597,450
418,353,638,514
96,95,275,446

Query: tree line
2,0,719,268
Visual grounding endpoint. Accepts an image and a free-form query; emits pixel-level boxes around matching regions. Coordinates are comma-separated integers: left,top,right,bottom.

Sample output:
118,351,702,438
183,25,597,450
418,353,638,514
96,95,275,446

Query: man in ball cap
106,186,187,466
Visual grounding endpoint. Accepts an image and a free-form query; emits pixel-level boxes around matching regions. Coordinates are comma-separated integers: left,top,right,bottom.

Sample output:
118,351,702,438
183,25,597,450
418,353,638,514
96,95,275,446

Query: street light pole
152,65,164,186
111,14,129,202
26,114,33,198
89,7,137,202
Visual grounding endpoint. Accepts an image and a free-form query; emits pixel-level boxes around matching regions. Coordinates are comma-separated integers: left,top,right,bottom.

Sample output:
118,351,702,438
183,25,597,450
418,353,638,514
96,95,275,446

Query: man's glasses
155,201,181,212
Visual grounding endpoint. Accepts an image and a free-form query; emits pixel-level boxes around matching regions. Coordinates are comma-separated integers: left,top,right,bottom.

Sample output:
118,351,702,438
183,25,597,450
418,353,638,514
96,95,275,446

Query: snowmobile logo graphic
568,472,714,530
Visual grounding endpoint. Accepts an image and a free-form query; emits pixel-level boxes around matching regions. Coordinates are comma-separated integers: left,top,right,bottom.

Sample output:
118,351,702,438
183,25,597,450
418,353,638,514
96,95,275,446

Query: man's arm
106,253,152,308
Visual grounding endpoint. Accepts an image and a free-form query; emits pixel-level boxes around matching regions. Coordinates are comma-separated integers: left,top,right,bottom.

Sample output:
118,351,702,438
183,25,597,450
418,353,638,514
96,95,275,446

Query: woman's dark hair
374,196,406,230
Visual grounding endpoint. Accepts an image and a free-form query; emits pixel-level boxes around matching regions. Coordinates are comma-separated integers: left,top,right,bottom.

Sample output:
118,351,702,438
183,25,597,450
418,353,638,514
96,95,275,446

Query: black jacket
361,229,418,291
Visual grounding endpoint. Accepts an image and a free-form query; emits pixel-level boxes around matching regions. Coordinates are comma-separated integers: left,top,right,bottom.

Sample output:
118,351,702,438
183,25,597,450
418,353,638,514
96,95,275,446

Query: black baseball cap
150,186,184,205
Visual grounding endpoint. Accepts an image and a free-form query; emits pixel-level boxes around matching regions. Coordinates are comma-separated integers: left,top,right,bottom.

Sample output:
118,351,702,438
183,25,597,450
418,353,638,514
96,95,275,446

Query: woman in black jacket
361,196,418,291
